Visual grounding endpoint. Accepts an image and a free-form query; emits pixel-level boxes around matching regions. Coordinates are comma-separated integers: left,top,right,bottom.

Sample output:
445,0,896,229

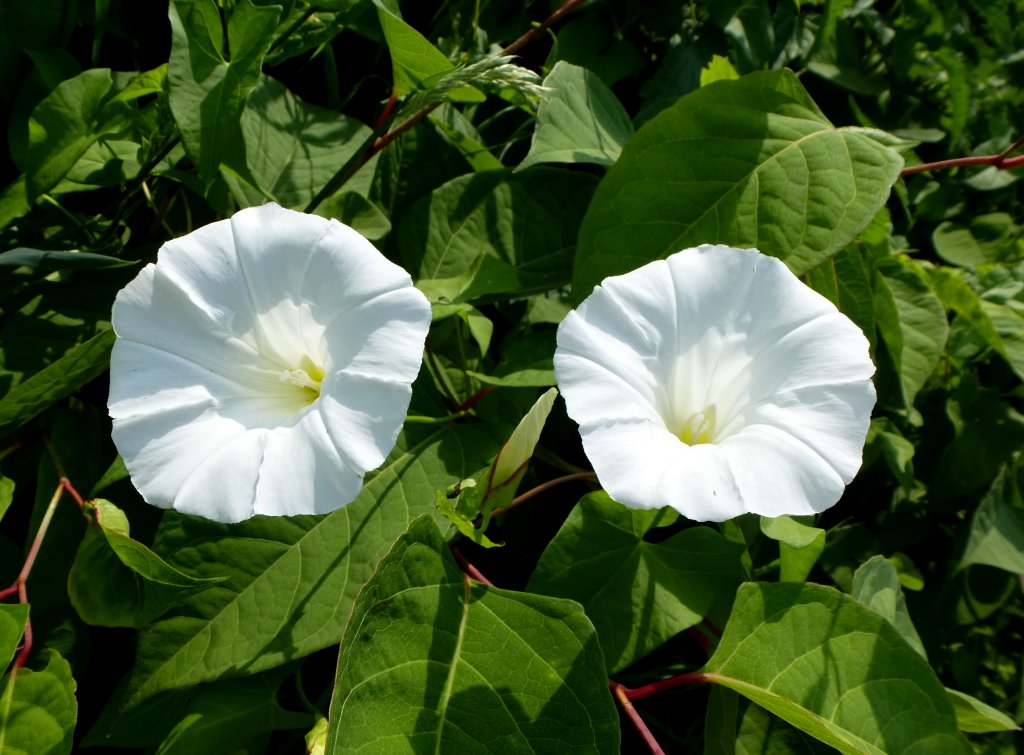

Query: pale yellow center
277,356,324,406
677,404,717,446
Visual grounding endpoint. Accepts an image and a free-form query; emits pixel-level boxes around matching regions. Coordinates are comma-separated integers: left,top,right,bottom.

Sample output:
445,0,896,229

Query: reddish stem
449,544,494,586
374,91,400,130
490,471,597,518
1,480,68,670
502,0,586,56
902,133,1024,176
456,386,496,413
61,477,86,510
618,671,711,701
610,682,666,755
361,0,586,176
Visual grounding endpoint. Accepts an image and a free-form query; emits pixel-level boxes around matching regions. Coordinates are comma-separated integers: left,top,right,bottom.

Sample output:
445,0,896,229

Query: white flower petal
322,287,431,382
112,404,249,508
173,430,270,523
155,215,257,334
320,373,415,474
108,203,430,523
303,221,420,325
718,425,847,516
556,244,876,522
740,381,877,483
253,409,363,517
112,264,276,389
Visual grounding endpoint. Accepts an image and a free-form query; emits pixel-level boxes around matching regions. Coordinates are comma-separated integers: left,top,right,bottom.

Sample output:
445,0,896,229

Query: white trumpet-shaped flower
555,245,876,522
108,203,431,523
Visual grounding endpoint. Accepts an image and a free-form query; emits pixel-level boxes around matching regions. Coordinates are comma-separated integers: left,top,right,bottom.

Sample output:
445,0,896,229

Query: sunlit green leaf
944,688,1020,734
25,68,131,200
851,555,926,658
873,256,948,408
0,650,78,755
325,516,619,753
518,61,633,171
574,69,903,298
0,604,28,671
703,582,971,754
225,76,375,210
121,423,501,708
760,516,825,583
529,492,745,672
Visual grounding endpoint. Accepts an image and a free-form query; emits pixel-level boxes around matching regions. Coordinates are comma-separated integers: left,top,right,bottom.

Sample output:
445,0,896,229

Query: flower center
677,404,717,445
277,356,324,405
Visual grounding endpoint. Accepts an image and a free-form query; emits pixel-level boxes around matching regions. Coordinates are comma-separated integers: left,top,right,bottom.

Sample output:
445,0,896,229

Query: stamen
678,404,717,445
279,368,322,393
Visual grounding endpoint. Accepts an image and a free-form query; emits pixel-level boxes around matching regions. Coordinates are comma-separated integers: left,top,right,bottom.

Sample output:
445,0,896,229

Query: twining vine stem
901,132,1024,176
0,476,85,672
490,471,597,518
304,0,586,213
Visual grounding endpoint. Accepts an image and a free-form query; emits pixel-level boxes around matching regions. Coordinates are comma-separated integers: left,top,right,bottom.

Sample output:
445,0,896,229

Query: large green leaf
325,516,619,753
0,650,78,755
399,167,598,303
573,69,902,298
0,327,114,439
873,256,948,408
225,75,375,210
703,582,971,754
25,68,131,200
68,499,221,628
518,61,634,171
121,423,501,709
167,0,281,185
528,492,745,672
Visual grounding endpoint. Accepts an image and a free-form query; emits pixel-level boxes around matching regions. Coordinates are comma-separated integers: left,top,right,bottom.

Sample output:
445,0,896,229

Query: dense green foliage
0,0,1022,752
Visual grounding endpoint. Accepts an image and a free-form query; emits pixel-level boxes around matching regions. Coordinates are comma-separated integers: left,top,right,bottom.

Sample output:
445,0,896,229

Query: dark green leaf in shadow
399,168,598,303
325,516,619,753
0,248,136,271
0,328,114,439
956,465,1024,575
